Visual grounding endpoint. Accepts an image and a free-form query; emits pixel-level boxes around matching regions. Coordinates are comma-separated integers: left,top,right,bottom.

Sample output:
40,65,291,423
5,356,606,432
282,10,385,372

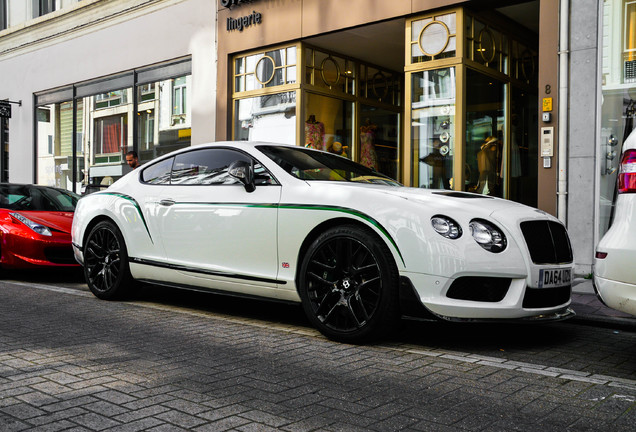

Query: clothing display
476,137,499,195
360,121,378,169
305,115,325,151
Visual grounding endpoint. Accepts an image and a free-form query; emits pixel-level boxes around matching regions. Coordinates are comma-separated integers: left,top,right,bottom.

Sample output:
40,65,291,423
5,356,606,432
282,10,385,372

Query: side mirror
228,160,256,192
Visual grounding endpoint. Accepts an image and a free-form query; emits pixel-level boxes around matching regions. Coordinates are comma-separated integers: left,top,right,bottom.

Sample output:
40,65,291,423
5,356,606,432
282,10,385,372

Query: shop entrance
229,3,539,204
406,7,539,205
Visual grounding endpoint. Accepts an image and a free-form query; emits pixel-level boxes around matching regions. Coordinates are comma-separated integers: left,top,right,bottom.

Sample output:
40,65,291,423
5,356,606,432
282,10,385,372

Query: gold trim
477,27,497,64
254,55,276,86
418,20,451,57
320,56,341,87
371,71,390,101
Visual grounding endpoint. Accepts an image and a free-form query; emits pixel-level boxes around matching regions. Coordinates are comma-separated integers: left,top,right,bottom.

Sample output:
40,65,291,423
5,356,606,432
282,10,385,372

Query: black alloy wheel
298,225,399,343
83,220,134,300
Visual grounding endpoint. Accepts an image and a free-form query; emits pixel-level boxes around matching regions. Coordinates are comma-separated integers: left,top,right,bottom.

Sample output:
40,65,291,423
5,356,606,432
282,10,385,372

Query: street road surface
1,269,635,431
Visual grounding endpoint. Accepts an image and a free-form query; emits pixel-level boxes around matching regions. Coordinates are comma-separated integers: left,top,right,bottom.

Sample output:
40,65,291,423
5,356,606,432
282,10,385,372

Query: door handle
159,199,175,207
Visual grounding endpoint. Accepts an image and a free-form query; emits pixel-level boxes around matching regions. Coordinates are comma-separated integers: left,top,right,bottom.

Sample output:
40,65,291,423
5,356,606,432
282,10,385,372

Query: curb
569,312,636,330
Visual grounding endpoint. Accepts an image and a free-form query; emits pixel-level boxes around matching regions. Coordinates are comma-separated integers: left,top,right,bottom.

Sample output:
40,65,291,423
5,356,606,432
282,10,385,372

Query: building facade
0,0,633,277
0,0,216,191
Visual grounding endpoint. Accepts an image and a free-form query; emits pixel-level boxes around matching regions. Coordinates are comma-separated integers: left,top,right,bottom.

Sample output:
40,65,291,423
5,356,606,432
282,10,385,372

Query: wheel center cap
340,278,354,291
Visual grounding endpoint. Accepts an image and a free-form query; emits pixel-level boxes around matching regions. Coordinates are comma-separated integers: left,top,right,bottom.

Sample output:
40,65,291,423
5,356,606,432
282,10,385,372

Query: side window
141,157,174,185
171,148,276,186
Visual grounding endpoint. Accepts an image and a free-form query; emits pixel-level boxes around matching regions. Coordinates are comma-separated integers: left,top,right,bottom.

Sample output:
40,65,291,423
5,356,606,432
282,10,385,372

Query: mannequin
305,114,325,150
360,118,378,169
476,136,499,195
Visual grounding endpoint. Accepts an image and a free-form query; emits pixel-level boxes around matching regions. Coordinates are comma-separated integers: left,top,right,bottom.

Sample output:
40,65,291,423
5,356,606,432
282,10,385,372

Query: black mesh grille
523,286,571,308
446,277,511,302
44,247,76,264
520,221,573,264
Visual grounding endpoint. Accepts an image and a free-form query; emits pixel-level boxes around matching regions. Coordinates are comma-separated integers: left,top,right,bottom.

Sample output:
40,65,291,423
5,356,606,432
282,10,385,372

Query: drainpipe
557,0,569,224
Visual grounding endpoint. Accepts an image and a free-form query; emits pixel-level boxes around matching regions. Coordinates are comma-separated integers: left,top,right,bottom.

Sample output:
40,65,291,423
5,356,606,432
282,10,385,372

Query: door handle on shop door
159,199,176,206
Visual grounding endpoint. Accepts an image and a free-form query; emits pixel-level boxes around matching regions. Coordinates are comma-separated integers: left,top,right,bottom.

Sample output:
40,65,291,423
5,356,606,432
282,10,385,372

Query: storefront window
410,12,457,64
136,75,192,163
84,87,132,187
466,18,508,75
305,48,355,95
36,99,85,191
235,91,296,144
35,59,192,193
465,69,505,197
305,93,353,158
360,65,401,106
411,67,455,189
508,87,538,207
361,105,399,180
234,47,297,92
599,0,636,235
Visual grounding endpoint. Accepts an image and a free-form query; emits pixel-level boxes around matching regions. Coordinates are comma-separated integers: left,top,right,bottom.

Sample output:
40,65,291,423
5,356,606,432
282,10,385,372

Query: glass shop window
235,91,297,144
135,74,192,164
305,93,353,160
411,67,456,189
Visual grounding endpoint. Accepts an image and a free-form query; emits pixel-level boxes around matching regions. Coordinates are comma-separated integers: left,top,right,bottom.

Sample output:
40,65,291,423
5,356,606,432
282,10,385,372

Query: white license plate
538,268,572,288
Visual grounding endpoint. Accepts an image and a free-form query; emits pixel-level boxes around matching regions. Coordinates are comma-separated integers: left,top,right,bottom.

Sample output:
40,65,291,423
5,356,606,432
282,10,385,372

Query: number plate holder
538,268,572,289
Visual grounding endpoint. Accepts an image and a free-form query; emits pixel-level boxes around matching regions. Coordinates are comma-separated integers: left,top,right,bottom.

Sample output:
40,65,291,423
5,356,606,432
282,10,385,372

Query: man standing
126,151,140,169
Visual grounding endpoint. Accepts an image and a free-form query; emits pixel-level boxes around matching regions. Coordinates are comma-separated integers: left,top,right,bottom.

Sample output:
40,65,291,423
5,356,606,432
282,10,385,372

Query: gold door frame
404,7,538,197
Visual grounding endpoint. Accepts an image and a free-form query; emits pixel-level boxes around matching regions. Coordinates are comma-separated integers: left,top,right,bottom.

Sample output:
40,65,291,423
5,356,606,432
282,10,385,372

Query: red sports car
0,183,80,269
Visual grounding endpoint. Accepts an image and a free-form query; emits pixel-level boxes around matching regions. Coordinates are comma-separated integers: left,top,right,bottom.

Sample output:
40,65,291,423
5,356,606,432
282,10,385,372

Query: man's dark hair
126,150,138,158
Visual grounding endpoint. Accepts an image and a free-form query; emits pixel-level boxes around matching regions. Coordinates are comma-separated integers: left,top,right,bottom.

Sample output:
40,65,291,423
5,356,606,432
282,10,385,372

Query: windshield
258,145,402,186
0,184,79,211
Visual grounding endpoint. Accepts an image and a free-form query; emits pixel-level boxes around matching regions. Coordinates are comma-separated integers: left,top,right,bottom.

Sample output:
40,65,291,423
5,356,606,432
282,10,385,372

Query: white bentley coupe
72,142,575,342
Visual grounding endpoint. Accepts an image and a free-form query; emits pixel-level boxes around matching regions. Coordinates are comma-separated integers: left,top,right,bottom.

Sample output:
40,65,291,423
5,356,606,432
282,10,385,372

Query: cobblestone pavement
1,277,635,431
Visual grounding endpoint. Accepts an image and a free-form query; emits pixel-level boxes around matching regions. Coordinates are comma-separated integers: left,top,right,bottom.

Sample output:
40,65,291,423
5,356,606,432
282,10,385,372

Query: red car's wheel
83,220,134,299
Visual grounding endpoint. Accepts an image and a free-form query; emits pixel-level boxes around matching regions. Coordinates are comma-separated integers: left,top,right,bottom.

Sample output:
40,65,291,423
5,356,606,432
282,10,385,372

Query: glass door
465,69,505,197
411,67,456,189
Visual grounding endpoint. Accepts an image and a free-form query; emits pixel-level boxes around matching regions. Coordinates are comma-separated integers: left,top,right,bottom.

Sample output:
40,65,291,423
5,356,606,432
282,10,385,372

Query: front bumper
400,272,573,321
1,231,79,269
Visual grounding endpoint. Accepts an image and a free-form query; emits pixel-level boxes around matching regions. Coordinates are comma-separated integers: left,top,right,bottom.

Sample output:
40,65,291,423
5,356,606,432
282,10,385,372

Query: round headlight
469,219,506,253
431,215,462,239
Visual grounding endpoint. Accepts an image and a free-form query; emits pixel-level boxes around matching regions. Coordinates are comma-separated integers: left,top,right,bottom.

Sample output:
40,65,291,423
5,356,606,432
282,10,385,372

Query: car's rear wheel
83,220,134,300
298,224,399,343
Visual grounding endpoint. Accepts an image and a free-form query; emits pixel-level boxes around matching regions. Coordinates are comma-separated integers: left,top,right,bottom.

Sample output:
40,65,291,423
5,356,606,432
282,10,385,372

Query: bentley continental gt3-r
71,142,575,342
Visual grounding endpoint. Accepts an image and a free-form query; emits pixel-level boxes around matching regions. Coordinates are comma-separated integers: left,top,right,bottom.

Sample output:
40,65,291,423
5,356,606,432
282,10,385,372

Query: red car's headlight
9,212,52,236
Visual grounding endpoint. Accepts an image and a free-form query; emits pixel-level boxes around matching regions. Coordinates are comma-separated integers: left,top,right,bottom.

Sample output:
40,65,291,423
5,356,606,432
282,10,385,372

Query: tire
83,220,135,300
298,224,400,343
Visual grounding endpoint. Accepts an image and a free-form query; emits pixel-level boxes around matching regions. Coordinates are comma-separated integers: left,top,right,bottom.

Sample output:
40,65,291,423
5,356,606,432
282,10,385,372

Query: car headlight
431,215,462,239
469,219,506,252
10,212,52,236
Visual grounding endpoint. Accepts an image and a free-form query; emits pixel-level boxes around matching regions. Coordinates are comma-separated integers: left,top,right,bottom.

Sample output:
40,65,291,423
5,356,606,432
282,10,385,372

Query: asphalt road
1,269,635,431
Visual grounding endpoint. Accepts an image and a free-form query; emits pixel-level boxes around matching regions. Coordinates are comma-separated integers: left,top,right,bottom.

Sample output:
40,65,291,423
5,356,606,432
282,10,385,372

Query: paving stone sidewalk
1,281,636,431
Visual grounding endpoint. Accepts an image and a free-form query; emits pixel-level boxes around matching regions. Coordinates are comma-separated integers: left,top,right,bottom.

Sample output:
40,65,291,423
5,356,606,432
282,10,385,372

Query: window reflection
35,64,192,193
411,67,455,189
465,69,504,197
135,75,192,163
235,92,297,144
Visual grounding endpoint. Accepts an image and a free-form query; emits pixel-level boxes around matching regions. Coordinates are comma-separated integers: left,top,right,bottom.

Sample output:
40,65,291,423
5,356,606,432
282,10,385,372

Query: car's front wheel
83,220,134,300
298,224,400,343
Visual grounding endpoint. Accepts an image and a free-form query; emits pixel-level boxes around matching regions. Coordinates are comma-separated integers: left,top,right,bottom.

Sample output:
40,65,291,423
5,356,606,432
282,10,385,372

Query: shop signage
227,10,262,32
220,0,258,9
0,102,10,119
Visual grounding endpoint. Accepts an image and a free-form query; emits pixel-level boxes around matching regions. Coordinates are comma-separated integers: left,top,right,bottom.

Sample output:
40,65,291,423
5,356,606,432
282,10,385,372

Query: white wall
0,0,216,183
